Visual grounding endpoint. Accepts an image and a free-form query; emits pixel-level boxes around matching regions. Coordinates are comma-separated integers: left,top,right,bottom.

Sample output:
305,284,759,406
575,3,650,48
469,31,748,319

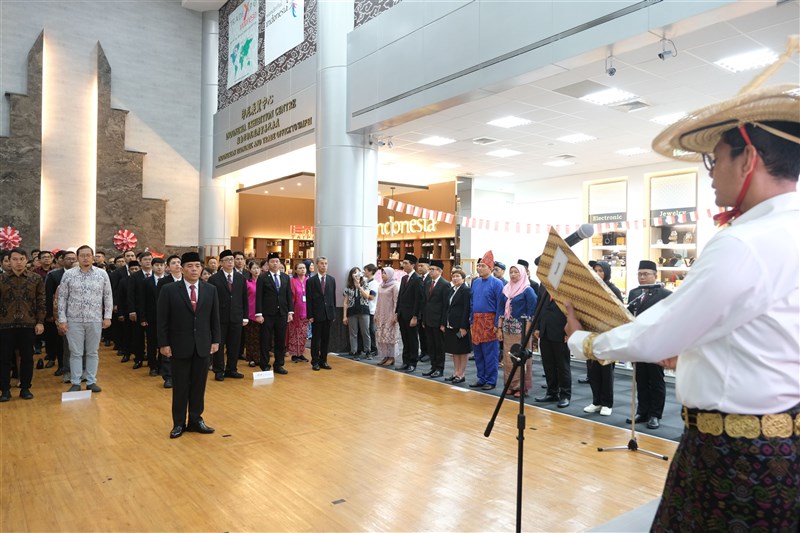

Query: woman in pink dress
287,261,310,363
244,260,262,367
375,267,400,366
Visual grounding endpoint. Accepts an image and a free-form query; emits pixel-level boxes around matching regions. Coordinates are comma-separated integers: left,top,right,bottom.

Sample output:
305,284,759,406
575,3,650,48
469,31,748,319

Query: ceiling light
264,191,269,194
418,136,456,146
296,182,302,186
487,171,514,177
557,133,596,144
280,186,285,190
434,162,461,169
580,88,637,106
487,116,532,128
616,147,651,156
650,112,686,126
543,160,575,167
715,48,778,73
487,148,522,158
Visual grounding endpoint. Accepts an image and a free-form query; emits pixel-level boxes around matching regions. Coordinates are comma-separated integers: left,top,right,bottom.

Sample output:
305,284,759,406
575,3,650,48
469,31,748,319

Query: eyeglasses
702,153,716,172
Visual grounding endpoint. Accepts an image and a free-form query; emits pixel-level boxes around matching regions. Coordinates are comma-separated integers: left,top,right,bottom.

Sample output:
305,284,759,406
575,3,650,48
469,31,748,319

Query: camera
658,50,674,61
606,66,616,77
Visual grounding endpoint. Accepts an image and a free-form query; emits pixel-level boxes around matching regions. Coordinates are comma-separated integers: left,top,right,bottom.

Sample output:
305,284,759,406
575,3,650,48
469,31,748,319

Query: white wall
1,1,202,248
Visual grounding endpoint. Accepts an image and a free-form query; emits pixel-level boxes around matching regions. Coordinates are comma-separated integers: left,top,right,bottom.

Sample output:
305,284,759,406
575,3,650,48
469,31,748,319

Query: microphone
563,224,595,247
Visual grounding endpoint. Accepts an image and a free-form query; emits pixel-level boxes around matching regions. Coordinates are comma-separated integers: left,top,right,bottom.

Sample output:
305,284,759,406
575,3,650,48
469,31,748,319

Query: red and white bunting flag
413,206,422,217
515,222,521,233
437,211,445,222
528,224,533,234
689,211,698,222
493,221,500,232
623,220,630,230
633,220,639,230
421,208,429,219
535,224,541,234
678,213,687,223
405,204,415,215
386,199,396,210
504,221,510,232
565,224,571,235
377,195,385,206
444,213,454,224
395,201,405,212
706,209,713,218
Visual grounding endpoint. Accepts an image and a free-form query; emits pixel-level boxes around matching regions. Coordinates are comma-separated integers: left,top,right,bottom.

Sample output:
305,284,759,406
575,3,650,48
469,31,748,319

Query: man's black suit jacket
306,274,336,322
127,270,150,316
395,271,423,320
627,285,672,317
422,276,451,327
157,280,220,358
44,268,66,320
255,271,293,317
137,274,164,324
533,286,568,342
443,284,471,330
208,270,248,324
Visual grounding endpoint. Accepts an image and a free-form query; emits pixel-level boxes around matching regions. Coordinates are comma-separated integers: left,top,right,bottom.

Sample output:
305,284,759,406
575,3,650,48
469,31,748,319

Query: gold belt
682,406,800,439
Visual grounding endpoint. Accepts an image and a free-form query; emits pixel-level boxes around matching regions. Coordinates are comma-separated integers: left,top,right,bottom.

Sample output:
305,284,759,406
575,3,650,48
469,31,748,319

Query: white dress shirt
568,192,800,414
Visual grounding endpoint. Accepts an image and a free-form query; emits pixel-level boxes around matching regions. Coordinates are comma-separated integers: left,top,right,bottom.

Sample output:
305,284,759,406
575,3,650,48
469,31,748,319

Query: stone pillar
199,10,237,254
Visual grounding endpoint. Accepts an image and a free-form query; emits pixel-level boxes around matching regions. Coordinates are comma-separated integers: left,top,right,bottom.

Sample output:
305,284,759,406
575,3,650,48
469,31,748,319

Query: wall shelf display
377,237,455,277
587,179,628,295
647,172,698,291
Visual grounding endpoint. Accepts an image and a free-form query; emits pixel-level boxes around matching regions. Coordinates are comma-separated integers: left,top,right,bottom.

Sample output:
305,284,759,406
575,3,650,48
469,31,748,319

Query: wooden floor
1,346,676,532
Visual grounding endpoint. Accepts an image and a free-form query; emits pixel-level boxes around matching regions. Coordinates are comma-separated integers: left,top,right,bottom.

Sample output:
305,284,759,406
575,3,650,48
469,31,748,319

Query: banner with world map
264,0,304,66
227,0,260,89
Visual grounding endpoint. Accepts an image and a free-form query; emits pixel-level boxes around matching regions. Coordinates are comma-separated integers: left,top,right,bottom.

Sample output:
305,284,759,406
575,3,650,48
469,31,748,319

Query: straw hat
653,35,800,160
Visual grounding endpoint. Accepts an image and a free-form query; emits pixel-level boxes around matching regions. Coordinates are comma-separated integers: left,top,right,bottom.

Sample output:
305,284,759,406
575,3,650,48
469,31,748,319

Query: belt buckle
696,412,724,436
725,414,761,439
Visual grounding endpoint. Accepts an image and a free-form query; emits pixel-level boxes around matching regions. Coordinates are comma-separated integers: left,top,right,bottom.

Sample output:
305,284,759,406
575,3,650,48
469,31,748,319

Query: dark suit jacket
422,276,451,327
533,286,568,342
117,274,133,316
157,280,220,358
255,271,293,318
395,271,423,320
110,266,128,311
236,269,251,281
157,275,182,295
306,273,336,322
137,274,164,324
208,270,248,324
627,285,672,317
127,270,150,316
44,268,66,320
443,284,471,330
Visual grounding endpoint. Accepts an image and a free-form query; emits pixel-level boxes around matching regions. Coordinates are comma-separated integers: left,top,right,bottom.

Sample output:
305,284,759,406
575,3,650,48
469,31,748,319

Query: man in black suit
255,252,293,375
137,257,166,377
158,252,220,439
306,256,335,371
156,254,183,388
416,257,431,362
395,253,424,373
127,251,153,370
208,250,248,381
533,285,572,408
421,259,450,378
233,251,251,280
117,260,140,363
109,250,136,356
43,251,76,375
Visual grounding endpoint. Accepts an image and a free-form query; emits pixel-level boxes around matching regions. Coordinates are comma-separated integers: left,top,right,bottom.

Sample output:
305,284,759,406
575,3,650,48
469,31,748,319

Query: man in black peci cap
395,253,423,372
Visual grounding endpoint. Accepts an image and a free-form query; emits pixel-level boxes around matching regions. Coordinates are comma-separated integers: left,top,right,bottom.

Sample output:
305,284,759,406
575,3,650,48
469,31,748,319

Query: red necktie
190,284,197,311
321,275,326,293
227,273,233,291
429,280,434,296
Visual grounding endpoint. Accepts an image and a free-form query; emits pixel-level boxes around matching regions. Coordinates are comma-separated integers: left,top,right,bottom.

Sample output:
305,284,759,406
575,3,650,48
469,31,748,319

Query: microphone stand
484,293,547,533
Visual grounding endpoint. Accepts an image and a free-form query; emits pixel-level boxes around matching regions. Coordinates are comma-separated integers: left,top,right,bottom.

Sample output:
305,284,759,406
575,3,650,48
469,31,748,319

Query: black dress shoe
54,368,64,376
186,419,215,434
214,372,225,381
149,369,159,377
44,360,55,368
132,361,143,369
404,366,416,373
399,364,411,371
429,370,443,378
646,417,660,429
224,371,245,379
120,354,130,363
534,395,558,402
163,379,173,389
291,355,301,363
312,364,320,371
19,389,33,400
451,376,465,384
578,376,590,384
421,369,434,376
557,398,570,408
274,366,288,375
320,363,332,370
469,381,485,388
626,415,648,424
169,425,184,439
36,359,44,370
481,383,496,390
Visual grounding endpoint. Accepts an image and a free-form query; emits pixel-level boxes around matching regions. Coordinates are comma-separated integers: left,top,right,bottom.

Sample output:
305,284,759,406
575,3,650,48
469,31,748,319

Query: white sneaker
600,406,612,416
583,404,601,413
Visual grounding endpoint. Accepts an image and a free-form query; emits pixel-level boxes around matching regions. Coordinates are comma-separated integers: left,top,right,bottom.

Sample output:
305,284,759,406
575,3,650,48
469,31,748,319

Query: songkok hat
403,253,417,264
418,257,431,265
219,249,234,260
638,260,658,272
517,259,529,269
181,252,202,265
588,260,598,268
429,259,444,269
652,35,800,161
267,252,281,261
479,250,494,270
128,261,140,268
494,261,506,271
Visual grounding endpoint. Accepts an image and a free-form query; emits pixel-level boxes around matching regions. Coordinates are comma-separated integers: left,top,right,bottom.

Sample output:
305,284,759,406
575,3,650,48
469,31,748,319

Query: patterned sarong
471,312,497,344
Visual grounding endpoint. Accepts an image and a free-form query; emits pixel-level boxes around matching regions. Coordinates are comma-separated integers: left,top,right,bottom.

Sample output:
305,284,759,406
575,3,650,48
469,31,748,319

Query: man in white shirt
566,82,800,531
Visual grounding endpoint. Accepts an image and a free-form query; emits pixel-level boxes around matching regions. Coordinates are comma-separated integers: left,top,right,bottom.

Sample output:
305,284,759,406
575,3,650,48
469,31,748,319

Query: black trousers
44,321,64,367
368,314,377,354
144,322,158,369
418,322,428,356
540,337,572,400
588,360,615,407
170,352,209,426
130,320,145,362
212,322,243,373
260,315,287,368
398,316,419,366
310,319,331,366
0,327,34,391
635,362,666,419
424,323,445,371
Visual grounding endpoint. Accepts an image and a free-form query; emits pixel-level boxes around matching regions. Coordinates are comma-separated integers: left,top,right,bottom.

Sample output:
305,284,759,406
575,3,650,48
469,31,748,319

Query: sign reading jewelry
264,0,305,66
227,0,260,89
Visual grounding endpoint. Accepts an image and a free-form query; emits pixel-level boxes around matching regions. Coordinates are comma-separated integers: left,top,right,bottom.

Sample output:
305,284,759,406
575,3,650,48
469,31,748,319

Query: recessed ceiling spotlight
650,112,687,126
543,160,575,167
557,133,597,144
434,162,461,169
418,136,456,146
487,171,514,177
487,116,532,128
580,88,637,106
616,147,651,156
487,148,523,158
715,48,778,73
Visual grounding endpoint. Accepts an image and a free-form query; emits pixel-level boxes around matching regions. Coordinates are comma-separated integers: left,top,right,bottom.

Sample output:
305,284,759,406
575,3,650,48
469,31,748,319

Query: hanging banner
227,0,260,89
264,0,305,66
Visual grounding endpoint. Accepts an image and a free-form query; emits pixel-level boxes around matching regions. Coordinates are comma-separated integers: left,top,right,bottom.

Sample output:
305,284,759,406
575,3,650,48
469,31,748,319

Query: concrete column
199,10,237,253
315,0,378,306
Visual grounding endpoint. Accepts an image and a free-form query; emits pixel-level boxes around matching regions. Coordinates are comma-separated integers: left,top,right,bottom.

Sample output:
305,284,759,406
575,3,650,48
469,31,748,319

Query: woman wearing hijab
497,264,538,397
583,260,623,415
287,261,310,362
374,267,400,366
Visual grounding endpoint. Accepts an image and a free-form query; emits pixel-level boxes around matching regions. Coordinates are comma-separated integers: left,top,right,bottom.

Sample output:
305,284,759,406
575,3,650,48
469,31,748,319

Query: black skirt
444,326,471,355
